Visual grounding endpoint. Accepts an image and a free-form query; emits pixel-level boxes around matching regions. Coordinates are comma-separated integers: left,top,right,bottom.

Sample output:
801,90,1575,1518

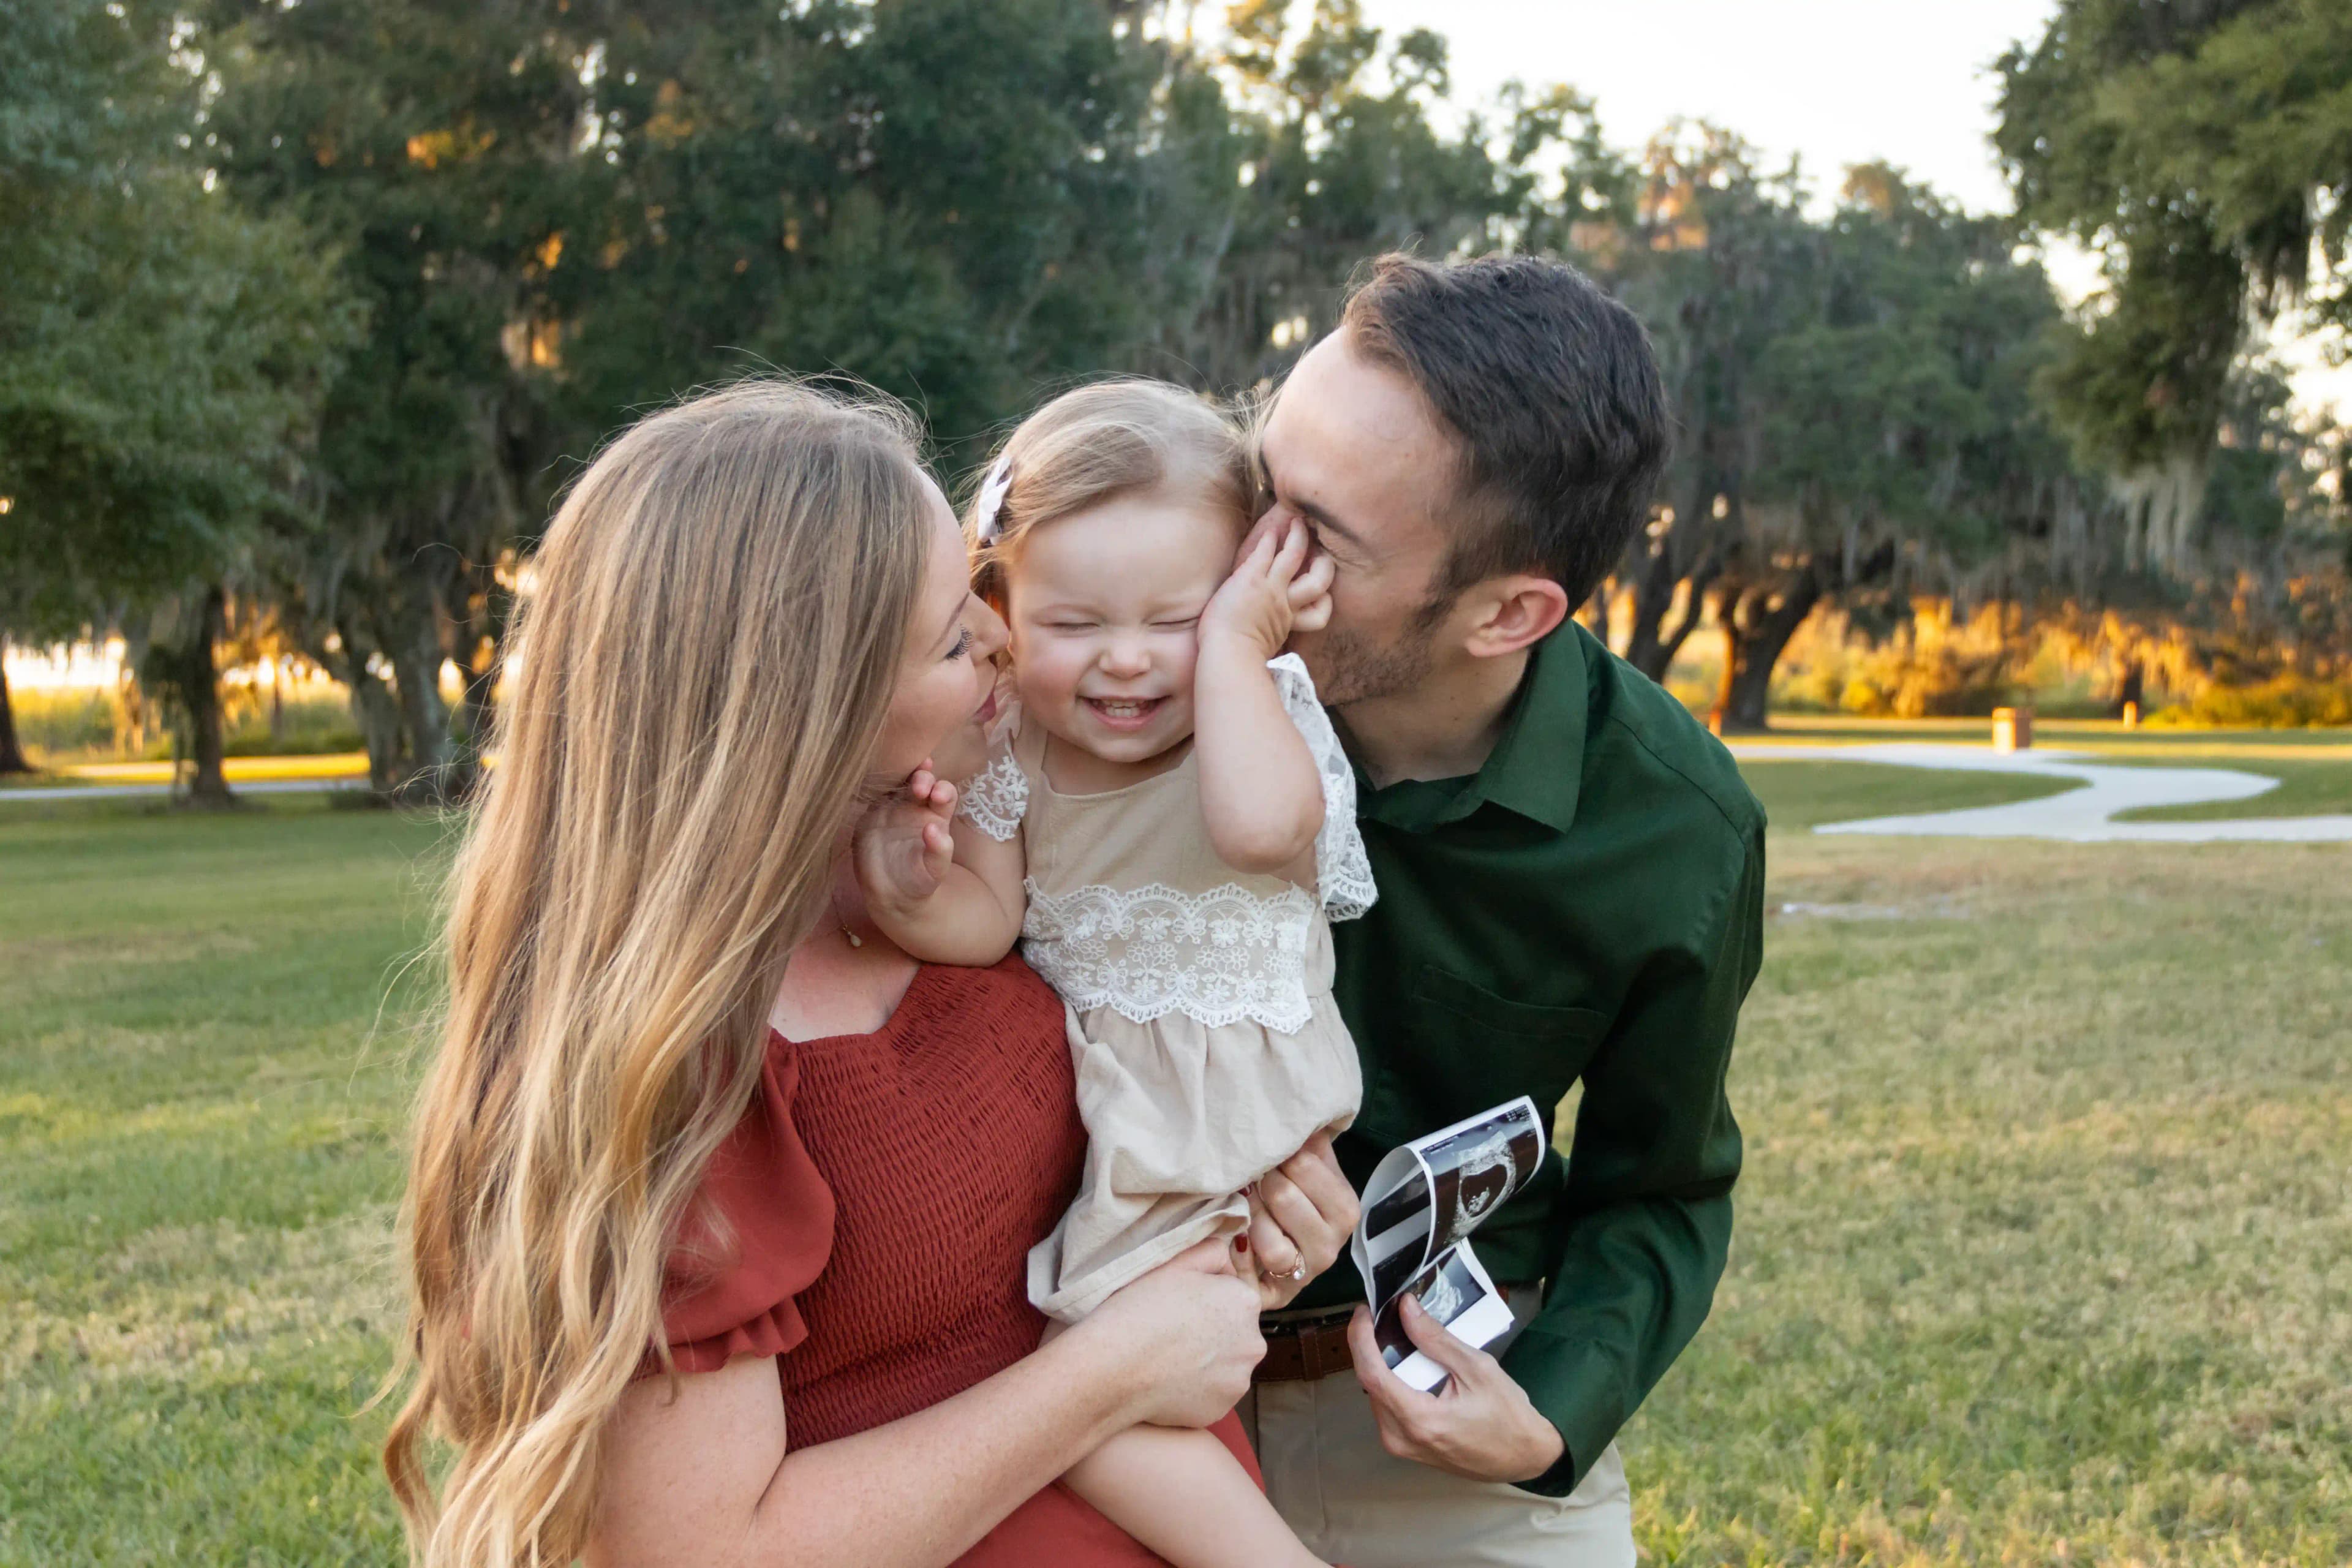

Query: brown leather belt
1255,1281,1540,1384
1253,1307,1359,1384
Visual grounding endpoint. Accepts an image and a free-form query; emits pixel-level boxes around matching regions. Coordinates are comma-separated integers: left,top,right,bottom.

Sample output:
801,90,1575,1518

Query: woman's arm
589,1246,1262,1568
1194,522,1325,875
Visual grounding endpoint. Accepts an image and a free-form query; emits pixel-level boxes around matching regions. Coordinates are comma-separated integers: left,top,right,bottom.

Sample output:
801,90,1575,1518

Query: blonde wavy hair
967,378,1255,605
383,380,933,1567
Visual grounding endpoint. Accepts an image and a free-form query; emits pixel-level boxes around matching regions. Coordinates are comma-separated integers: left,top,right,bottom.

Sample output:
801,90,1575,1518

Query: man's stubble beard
1298,595,1451,710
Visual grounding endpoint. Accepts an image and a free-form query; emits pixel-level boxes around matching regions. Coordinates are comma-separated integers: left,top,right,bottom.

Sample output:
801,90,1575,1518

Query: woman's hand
852,759,959,917
1240,1129,1360,1310
1080,1242,1265,1429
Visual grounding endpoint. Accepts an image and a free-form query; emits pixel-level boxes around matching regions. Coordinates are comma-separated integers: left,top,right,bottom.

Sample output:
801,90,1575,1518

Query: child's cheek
1012,633,1085,714
1169,628,1202,702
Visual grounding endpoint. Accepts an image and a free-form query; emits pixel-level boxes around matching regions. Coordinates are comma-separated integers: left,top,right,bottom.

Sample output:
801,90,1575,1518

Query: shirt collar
1357,619,1591,834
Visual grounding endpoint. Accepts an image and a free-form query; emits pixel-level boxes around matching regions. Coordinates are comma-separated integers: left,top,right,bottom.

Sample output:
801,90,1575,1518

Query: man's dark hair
1340,252,1670,608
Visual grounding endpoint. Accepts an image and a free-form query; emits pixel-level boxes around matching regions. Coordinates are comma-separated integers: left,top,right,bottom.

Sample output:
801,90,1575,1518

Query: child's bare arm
1194,642,1322,875
1194,521,1327,876
855,769,1028,965
1063,1424,1326,1568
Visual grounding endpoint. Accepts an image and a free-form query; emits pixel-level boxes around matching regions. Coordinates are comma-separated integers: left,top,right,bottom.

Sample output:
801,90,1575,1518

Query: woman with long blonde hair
385,380,1357,1568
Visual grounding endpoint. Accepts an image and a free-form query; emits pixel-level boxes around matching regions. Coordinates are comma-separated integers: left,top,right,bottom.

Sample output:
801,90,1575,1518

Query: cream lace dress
957,654,1376,1324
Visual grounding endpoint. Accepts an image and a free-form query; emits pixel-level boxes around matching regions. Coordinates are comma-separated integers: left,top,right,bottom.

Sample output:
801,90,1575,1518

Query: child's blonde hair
968,379,1256,603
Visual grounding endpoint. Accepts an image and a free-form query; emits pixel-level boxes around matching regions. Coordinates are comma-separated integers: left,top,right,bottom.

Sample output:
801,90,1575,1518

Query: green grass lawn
1736,761,2076,829
0,799,449,1567
2105,756,2352,823
4,775,2348,1566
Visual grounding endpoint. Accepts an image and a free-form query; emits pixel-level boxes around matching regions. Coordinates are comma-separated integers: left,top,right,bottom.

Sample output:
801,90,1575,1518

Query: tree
1162,2,1624,393
1572,126,1822,683
202,0,598,797
1995,0,2352,561
1708,168,2079,729
200,0,1256,796
0,0,353,797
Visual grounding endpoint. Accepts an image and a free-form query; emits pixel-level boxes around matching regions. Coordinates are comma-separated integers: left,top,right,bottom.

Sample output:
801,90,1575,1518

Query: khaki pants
1240,1292,1634,1568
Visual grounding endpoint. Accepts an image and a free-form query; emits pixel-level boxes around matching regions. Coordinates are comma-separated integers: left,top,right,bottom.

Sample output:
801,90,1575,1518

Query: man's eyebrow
1291,491,1366,551
1261,455,1365,549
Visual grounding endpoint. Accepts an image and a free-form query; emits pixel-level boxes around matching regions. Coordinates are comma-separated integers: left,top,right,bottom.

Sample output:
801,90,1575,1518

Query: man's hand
1345,1295,1567,1483
851,760,957,916
1238,1129,1359,1310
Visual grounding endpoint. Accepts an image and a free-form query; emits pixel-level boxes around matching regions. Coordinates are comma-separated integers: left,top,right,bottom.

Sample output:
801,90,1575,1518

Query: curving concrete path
1730,742,2352,843
0,778,363,804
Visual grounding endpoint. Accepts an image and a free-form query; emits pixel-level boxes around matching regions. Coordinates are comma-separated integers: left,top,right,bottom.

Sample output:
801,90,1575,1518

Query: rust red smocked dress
658,954,1261,1566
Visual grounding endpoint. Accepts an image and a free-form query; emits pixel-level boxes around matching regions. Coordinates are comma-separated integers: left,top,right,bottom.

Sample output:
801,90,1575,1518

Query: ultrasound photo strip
1372,1243,1514,1393
1348,1096,1544,1388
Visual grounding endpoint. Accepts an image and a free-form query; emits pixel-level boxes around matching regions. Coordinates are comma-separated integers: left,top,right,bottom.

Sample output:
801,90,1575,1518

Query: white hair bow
974,454,1014,545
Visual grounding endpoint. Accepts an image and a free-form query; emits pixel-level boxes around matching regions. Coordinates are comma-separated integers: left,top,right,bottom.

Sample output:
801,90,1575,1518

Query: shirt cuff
1497,1328,1629,1498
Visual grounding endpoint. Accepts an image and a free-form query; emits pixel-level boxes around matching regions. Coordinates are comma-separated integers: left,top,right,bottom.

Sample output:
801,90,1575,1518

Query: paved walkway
1730,742,2352,843
0,778,363,804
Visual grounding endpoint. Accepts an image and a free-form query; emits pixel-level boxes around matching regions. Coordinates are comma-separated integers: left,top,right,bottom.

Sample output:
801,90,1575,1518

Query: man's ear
1463,575,1571,660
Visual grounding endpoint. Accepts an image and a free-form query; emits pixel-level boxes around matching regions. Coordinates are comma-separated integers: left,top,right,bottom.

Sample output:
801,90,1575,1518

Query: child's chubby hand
1200,516,1331,660
852,759,959,915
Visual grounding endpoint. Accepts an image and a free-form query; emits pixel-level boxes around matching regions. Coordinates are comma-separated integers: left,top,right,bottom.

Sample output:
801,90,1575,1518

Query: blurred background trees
4,0,2348,792
0,1,355,796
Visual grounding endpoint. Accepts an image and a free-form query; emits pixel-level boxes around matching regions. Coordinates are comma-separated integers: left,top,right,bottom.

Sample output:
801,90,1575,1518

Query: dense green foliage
0,1,354,784
5,0,2349,774
1594,142,2088,726
1996,0,2352,565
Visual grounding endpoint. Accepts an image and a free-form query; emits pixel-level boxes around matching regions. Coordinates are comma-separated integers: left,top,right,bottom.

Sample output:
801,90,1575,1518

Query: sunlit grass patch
0,799,442,1566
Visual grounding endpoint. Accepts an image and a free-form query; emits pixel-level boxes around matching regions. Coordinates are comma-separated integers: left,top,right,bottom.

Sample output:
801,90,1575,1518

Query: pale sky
1352,0,2351,419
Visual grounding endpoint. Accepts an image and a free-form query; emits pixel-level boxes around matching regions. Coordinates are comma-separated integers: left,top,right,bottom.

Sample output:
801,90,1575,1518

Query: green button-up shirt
1304,619,1765,1497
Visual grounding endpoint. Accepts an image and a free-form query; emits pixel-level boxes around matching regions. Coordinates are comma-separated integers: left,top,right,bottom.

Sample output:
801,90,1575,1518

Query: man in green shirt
1239,254,1765,1567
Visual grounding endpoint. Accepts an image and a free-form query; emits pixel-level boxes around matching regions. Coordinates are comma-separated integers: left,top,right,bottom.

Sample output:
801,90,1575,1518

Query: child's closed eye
945,628,976,659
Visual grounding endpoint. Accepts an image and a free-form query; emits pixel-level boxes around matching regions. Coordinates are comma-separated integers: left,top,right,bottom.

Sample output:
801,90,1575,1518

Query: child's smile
1081,695,1167,731
1003,489,1238,774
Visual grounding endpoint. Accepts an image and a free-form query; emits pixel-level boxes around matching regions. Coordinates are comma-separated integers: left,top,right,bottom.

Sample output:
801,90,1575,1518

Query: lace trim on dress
1266,654,1378,922
1020,878,1318,1033
957,745,1029,842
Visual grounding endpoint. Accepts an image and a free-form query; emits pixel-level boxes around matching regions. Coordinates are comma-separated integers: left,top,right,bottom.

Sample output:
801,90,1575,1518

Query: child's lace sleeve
1267,654,1377,921
954,707,1029,843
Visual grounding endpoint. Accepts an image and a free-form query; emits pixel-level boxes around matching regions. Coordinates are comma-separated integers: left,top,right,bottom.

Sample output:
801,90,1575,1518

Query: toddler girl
858,380,1371,1568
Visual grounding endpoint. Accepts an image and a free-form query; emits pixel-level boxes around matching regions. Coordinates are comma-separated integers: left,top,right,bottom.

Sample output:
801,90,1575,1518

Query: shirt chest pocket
1361,964,1608,1144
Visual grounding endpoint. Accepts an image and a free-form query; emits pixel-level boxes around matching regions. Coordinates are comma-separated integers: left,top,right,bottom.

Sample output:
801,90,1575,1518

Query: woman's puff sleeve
654,1033,837,1374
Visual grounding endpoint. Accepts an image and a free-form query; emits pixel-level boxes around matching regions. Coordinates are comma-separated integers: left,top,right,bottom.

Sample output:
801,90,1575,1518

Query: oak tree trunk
352,663,406,793
0,646,32,774
2111,659,2144,717
391,633,451,802
445,557,508,800
178,586,235,808
1619,543,1681,679
1713,568,1825,734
